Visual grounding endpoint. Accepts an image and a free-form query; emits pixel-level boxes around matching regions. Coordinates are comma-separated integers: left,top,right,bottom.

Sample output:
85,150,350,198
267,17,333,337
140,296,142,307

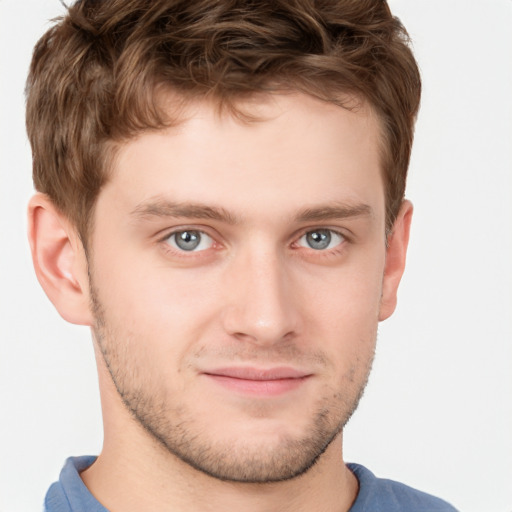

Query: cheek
302,256,383,368
91,248,223,354
305,256,384,330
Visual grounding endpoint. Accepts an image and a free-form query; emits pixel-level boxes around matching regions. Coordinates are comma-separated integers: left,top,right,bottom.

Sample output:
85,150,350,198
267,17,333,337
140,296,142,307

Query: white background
0,1,511,511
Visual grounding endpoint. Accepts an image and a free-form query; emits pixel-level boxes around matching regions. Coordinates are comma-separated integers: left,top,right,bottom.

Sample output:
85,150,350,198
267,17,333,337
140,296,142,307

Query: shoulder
44,481,70,512
44,456,107,512
347,463,458,512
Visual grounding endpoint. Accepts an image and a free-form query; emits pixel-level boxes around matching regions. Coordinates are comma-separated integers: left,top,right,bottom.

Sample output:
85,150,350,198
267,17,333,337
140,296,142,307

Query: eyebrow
296,203,373,222
130,198,373,224
130,199,239,224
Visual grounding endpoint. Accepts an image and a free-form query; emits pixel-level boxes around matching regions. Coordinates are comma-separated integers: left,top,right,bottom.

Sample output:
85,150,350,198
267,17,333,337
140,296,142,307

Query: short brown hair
26,0,421,242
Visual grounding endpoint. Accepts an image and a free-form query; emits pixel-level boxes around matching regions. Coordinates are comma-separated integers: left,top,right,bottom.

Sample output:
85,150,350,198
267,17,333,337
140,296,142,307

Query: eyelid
155,224,351,257
297,228,345,248
157,225,222,255
156,224,218,242
170,230,214,252
292,225,350,243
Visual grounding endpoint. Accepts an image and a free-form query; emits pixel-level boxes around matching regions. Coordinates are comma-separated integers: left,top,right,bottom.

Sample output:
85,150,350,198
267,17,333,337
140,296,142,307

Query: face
89,93,389,483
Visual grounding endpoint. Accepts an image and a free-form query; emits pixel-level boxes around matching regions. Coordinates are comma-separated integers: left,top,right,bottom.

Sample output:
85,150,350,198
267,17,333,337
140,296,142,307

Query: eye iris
306,230,331,250
175,231,201,251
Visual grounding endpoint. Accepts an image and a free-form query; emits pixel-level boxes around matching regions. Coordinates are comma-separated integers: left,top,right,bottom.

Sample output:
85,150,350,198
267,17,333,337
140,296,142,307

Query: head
26,0,420,484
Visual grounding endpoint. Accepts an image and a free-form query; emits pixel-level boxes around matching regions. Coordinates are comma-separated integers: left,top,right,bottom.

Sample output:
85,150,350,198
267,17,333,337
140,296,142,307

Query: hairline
79,88,394,251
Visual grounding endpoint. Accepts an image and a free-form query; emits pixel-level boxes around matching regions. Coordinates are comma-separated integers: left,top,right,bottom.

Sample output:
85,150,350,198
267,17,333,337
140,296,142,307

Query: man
25,0,457,510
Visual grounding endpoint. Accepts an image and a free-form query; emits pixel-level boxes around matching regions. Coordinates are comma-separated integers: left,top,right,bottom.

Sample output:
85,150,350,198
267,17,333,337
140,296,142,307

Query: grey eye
299,229,344,250
167,230,213,252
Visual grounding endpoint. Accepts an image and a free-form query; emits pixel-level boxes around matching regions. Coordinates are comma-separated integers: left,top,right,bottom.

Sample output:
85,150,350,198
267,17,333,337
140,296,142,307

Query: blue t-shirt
44,456,458,511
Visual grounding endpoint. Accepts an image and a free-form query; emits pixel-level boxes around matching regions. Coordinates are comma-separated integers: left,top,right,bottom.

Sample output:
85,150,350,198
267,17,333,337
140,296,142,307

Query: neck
82,431,358,512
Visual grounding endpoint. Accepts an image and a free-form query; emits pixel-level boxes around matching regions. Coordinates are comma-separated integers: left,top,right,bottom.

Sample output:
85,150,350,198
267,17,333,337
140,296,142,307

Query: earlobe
28,193,94,326
379,200,413,321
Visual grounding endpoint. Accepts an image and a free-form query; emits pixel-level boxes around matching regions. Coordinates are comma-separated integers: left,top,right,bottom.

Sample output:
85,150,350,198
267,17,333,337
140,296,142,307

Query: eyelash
158,226,349,258
295,229,346,252
158,227,219,258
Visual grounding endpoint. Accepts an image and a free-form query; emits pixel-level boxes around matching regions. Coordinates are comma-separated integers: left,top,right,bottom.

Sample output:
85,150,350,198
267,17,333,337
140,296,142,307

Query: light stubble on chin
89,280,375,484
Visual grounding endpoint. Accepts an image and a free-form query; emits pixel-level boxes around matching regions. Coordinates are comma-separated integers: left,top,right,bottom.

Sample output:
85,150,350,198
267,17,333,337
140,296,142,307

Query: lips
202,367,312,396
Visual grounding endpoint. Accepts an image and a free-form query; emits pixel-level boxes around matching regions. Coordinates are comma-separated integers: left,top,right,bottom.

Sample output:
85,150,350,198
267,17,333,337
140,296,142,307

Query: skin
28,92,412,512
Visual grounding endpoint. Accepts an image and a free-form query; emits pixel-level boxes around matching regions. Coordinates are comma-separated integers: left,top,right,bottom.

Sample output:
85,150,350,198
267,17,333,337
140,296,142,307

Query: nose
221,244,301,347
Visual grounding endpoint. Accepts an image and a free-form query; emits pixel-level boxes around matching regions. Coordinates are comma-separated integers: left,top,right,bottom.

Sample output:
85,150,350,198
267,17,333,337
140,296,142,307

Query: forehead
102,92,385,223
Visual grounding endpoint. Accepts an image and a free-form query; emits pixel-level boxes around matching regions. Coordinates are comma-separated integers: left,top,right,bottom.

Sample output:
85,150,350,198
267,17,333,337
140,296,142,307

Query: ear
379,200,413,321
27,193,94,326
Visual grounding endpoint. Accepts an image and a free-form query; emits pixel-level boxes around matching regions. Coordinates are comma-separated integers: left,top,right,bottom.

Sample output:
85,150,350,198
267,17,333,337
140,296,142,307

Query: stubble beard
90,282,375,484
